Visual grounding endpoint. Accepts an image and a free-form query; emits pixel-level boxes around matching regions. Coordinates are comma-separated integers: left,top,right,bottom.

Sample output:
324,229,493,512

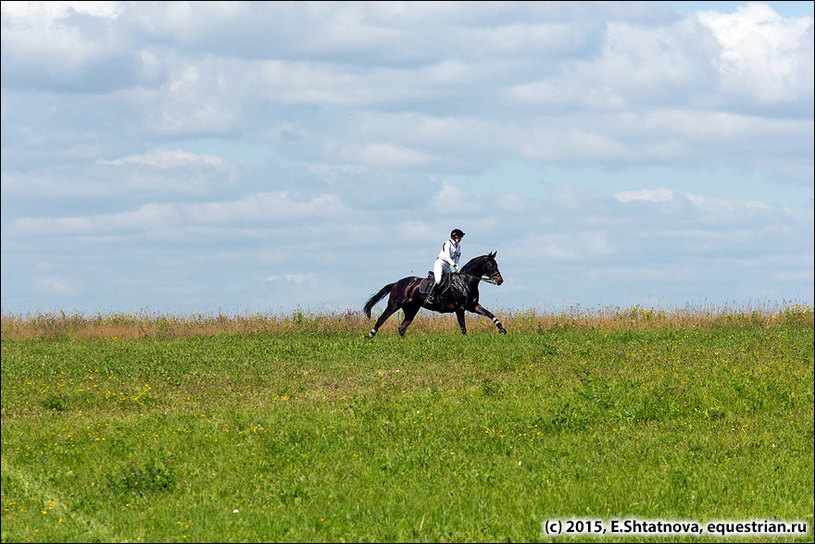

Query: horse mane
461,251,497,274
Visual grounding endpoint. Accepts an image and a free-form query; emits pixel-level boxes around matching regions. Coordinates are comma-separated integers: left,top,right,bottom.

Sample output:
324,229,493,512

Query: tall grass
2,303,812,340
1,304,813,542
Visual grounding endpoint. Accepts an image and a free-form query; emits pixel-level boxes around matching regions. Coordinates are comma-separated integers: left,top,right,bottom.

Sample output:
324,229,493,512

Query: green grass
1,308,813,542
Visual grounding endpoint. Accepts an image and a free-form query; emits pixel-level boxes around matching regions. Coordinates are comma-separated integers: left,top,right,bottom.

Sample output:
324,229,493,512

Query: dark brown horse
363,252,506,338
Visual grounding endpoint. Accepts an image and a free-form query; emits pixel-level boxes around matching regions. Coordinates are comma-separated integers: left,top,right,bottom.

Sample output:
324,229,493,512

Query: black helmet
451,228,465,238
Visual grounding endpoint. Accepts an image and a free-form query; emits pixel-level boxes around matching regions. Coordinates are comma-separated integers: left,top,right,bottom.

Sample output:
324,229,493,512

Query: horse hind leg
365,300,401,339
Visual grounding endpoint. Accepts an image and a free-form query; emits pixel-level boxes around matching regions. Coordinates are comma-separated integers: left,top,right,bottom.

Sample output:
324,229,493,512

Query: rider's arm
439,241,457,267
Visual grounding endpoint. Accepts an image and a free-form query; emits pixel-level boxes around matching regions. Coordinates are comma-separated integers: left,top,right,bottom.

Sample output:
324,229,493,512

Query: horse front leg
398,304,420,337
455,309,467,335
470,303,506,334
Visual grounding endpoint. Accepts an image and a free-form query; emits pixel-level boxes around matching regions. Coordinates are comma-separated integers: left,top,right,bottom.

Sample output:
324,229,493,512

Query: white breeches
433,259,452,284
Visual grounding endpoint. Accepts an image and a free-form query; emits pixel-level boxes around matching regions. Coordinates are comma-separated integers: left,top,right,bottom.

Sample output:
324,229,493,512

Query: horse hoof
499,329,507,334
365,333,374,339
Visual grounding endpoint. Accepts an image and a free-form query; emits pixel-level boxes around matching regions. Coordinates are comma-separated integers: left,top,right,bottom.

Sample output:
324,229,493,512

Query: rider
425,228,464,304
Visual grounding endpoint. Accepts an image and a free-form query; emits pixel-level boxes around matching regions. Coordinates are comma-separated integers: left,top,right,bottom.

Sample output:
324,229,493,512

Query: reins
457,272,499,285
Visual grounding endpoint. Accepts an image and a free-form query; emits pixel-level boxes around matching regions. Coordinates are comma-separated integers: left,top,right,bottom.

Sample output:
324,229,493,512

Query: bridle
457,271,500,285
455,255,501,285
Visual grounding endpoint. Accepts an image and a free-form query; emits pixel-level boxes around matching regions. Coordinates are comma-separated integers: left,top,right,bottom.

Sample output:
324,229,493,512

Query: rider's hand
453,264,460,273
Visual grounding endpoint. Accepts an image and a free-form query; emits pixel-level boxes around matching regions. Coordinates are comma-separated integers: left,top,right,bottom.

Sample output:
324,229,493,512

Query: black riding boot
425,282,439,304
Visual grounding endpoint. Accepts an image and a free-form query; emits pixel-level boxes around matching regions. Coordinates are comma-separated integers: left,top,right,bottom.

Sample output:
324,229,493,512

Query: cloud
266,273,313,284
2,148,242,199
432,181,480,213
140,65,240,135
11,192,351,235
514,231,616,263
1,1,157,92
613,187,799,227
97,149,229,169
614,188,676,202
697,3,814,107
4,2,811,177
1,2,812,313
336,142,433,169
510,16,719,110
397,220,435,242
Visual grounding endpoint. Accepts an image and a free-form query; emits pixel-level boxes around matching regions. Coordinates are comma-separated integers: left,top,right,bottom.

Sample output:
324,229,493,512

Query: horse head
463,252,503,285
485,251,504,285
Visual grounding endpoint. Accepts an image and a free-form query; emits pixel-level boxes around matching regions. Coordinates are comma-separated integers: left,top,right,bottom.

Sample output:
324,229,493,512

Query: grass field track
2,306,813,542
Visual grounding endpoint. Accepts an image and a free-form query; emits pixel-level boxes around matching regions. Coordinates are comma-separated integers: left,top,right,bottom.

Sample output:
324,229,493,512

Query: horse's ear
489,251,497,259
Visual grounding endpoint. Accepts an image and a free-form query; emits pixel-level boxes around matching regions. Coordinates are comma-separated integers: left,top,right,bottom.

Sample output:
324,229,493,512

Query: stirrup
425,284,437,304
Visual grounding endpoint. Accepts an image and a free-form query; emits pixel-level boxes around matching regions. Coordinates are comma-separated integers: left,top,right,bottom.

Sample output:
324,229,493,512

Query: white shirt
437,238,461,270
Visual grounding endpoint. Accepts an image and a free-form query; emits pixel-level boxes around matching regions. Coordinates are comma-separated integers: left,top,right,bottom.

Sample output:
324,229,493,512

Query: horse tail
363,283,395,318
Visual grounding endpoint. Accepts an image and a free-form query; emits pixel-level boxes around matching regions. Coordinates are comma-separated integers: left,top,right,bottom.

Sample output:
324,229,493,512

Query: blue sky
1,1,813,316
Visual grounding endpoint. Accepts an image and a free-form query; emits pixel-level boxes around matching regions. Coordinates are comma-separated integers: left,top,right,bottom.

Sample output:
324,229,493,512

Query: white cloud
613,188,790,226
698,3,814,105
1,1,151,92
2,148,242,198
1,2,812,313
341,142,433,169
511,231,615,263
98,149,229,168
141,66,239,134
1,2,123,21
266,273,313,284
398,221,435,241
614,188,675,202
509,16,718,109
11,192,351,235
432,181,480,213
520,127,629,161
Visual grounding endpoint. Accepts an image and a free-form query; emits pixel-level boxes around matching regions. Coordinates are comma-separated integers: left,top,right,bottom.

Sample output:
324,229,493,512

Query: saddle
418,271,451,296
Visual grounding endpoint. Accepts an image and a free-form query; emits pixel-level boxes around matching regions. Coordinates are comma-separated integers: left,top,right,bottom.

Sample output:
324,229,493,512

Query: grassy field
1,305,813,542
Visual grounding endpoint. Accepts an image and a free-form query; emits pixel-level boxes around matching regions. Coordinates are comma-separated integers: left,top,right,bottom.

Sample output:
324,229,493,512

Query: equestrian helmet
451,228,465,238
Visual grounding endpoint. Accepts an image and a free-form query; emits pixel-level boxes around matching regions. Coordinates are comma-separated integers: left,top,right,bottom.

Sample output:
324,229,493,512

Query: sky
1,1,813,316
